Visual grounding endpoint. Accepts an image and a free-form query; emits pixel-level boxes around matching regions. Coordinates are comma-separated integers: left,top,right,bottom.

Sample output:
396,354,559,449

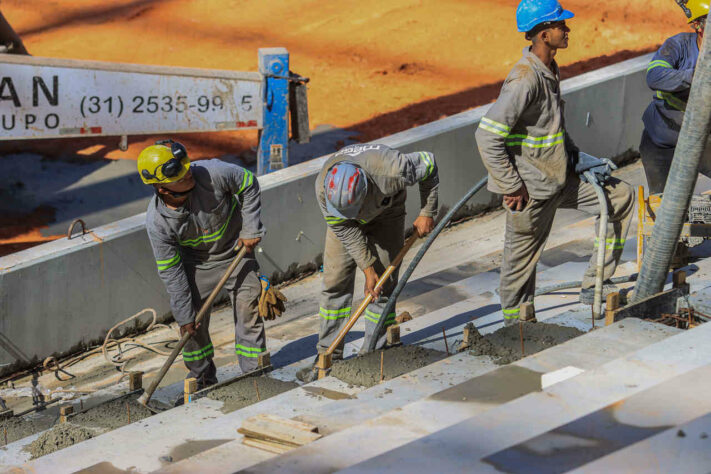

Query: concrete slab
572,411,711,473
343,322,711,473
239,319,678,473
481,364,711,473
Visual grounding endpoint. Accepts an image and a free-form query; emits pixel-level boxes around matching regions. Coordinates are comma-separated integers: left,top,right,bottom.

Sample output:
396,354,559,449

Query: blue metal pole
258,48,289,175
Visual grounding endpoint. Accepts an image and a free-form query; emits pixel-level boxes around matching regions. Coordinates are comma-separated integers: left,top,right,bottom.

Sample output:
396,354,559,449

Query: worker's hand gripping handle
324,233,419,357
138,244,249,407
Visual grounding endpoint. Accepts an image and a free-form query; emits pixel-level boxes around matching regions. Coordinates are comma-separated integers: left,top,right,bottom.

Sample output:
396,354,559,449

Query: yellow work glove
258,276,287,320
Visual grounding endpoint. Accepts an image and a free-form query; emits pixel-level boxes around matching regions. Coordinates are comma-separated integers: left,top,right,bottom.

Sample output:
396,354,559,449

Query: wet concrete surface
463,322,584,365
0,412,56,445
206,375,298,414
27,423,94,459
12,394,159,459
330,345,446,388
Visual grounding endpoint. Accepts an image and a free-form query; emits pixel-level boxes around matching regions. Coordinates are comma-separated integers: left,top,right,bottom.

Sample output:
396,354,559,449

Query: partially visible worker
140,140,273,391
297,144,439,382
475,0,634,324
640,0,710,194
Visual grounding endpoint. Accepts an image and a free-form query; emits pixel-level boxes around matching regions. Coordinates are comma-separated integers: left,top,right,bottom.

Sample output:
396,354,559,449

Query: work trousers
182,254,265,387
500,174,634,323
640,130,711,194
318,213,405,358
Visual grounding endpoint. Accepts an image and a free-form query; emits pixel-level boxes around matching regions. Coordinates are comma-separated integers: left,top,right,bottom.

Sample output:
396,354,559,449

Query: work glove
258,276,287,320
573,151,617,186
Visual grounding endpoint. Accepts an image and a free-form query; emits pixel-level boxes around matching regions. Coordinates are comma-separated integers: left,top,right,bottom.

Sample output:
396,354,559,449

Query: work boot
579,282,619,305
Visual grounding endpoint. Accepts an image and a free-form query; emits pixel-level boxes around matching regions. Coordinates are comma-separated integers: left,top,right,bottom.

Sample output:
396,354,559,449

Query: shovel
138,244,249,409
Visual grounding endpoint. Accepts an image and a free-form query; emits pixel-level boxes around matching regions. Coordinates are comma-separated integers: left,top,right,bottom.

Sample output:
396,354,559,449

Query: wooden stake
380,351,384,383
80,399,84,411
258,352,271,369
519,322,525,357
4,427,7,446
184,378,197,405
386,325,400,345
315,353,332,380
605,292,620,327
442,327,450,355
126,401,131,424
128,371,143,391
254,379,261,401
59,405,74,424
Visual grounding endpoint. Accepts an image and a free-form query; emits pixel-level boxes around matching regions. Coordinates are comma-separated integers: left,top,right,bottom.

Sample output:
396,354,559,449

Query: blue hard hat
516,0,574,33
324,162,368,219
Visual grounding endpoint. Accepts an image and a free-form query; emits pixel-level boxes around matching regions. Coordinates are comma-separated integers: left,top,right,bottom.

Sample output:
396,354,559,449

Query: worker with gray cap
297,144,439,381
475,0,634,325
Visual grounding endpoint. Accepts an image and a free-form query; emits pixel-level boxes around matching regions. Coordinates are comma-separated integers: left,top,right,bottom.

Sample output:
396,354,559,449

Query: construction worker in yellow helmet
138,140,282,396
639,0,710,194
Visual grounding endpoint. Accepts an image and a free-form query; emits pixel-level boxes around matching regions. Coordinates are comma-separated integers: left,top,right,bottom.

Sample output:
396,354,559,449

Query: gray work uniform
475,48,634,323
315,144,439,356
146,159,266,384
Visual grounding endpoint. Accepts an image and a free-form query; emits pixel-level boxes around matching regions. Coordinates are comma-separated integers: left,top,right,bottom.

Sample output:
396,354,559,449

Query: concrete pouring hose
584,171,609,321
367,173,636,352
366,176,489,352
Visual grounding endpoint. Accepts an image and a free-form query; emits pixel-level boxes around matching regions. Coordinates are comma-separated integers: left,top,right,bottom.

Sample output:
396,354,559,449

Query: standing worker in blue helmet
297,144,439,382
475,0,635,324
640,0,710,194
139,140,284,392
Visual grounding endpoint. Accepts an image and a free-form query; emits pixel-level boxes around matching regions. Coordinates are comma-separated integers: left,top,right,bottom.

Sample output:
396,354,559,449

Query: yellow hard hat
677,0,709,23
137,140,190,184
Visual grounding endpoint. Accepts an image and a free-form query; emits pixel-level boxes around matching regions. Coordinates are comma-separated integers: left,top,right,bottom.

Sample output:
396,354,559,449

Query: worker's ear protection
141,139,189,182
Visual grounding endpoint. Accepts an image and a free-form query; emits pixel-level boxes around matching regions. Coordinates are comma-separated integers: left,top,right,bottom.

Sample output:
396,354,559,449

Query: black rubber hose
634,29,711,301
367,176,489,352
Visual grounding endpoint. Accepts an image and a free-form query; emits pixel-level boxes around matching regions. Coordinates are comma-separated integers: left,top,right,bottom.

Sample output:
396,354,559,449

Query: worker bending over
298,144,438,382
140,140,269,390
475,0,634,324
640,0,709,194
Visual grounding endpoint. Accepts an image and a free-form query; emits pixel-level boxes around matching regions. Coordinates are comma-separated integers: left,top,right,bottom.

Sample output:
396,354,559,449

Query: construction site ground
4,161,711,470
0,0,689,255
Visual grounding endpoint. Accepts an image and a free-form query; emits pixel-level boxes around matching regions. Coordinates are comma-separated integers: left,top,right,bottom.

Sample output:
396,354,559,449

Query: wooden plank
242,437,293,454
238,414,321,447
610,288,683,324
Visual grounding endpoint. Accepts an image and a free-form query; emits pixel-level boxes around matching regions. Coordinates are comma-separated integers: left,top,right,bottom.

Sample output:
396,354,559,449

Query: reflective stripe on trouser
318,213,405,358
362,298,397,353
639,131,711,194
181,310,217,388
499,174,634,316
188,253,266,376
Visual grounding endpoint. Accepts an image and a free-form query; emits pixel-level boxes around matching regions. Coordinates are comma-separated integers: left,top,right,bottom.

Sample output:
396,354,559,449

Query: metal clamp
67,219,87,240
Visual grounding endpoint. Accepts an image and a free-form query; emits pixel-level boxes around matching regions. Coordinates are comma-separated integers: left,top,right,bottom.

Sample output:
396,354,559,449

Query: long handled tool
138,244,248,408
317,233,419,378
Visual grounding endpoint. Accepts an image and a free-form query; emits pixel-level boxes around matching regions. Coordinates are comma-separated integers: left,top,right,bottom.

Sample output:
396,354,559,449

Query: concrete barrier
0,54,652,372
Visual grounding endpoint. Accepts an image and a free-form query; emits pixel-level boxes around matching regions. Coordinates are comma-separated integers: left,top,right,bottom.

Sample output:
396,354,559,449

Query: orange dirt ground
0,0,689,255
